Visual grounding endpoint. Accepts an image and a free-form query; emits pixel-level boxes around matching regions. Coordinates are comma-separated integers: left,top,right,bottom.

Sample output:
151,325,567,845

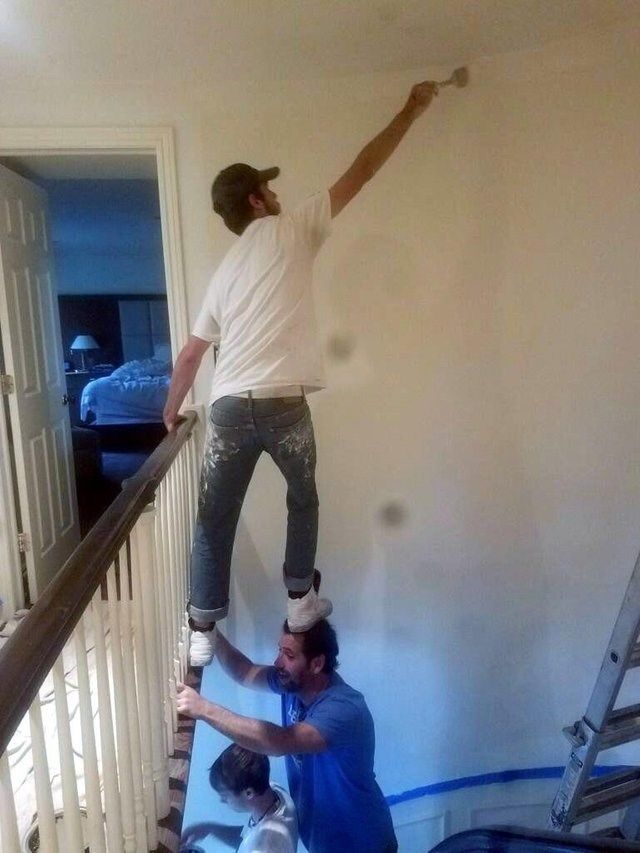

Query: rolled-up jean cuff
282,565,315,593
189,602,228,623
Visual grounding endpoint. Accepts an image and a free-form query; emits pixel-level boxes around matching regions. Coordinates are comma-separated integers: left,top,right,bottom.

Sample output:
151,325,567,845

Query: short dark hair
209,744,270,795
283,618,339,674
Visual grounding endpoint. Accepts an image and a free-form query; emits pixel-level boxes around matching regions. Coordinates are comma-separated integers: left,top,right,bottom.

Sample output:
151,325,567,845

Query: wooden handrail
0,411,197,757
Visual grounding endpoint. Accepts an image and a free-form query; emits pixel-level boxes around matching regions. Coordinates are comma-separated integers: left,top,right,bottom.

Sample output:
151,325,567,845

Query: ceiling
1,0,640,86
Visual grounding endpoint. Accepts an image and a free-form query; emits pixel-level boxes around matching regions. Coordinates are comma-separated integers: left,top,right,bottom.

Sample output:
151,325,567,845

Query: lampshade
70,334,99,351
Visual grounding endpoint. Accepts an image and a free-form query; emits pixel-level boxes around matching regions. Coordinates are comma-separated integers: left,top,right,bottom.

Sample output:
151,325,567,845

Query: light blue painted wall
44,179,166,295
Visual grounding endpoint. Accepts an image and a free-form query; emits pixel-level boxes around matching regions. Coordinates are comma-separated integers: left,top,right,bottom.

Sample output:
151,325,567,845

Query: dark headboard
58,294,168,369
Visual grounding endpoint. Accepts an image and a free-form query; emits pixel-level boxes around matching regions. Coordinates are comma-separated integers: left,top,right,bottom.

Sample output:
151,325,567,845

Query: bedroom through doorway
0,153,171,536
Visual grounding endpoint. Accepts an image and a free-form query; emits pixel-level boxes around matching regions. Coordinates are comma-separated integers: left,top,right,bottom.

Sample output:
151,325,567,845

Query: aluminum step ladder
549,547,640,839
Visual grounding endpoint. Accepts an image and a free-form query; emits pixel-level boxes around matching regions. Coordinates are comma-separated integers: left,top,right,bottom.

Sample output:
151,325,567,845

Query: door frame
0,328,23,615
0,126,189,611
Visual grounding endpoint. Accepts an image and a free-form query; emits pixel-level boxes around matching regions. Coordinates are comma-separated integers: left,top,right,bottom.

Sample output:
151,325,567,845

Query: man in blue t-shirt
177,620,397,853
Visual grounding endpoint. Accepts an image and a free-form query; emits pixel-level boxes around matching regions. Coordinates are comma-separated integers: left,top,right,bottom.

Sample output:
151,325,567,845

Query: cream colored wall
1,20,639,802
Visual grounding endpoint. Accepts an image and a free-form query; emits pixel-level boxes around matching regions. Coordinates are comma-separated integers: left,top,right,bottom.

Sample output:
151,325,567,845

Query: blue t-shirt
267,670,396,852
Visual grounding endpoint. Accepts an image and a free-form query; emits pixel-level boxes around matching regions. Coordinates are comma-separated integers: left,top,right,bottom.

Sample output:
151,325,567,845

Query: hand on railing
176,682,207,720
164,411,186,433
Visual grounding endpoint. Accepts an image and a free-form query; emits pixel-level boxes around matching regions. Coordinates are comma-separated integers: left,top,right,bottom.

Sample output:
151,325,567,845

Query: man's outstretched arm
329,80,438,218
214,629,274,692
163,334,211,431
176,683,327,756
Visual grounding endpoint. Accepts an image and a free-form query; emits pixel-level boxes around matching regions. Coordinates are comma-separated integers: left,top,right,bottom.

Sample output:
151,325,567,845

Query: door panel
0,164,80,597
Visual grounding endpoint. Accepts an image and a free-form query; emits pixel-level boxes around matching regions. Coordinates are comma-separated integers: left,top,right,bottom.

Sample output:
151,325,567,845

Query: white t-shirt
192,191,332,404
238,785,298,853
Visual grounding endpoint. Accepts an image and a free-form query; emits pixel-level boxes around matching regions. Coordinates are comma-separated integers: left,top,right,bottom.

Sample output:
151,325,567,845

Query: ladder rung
600,703,640,749
562,720,586,747
588,826,624,839
575,768,640,824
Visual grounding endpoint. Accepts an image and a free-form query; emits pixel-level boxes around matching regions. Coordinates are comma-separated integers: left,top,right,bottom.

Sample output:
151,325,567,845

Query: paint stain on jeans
200,426,241,498
276,416,315,479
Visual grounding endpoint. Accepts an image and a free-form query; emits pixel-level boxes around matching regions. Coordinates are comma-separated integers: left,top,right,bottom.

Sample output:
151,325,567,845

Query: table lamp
70,334,99,371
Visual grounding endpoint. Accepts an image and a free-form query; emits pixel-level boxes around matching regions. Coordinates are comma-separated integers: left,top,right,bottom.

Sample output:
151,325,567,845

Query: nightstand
64,371,91,425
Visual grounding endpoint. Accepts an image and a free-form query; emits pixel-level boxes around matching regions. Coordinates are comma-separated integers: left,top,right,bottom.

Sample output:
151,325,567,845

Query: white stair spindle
90,594,124,852
162,480,179,712
173,460,187,676
28,692,60,853
106,565,137,852
172,464,189,678
0,750,21,853
52,655,84,851
153,495,174,754
129,520,159,849
73,620,106,853
177,452,188,601
163,471,178,643
119,544,151,852
166,468,185,679
161,476,181,730
188,434,199,536
169,466,181,613
133,505,171,819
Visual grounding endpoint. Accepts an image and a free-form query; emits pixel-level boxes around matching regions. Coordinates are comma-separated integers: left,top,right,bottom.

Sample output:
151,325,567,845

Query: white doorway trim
0,125,189,352
0,126,189,611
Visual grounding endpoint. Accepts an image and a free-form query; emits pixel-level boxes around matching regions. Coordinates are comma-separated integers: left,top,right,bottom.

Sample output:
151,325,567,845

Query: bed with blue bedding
74,358,171,529
80,357,171,425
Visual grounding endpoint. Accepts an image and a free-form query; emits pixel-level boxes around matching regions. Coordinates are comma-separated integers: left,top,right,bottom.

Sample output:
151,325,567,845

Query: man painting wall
163,81,440,665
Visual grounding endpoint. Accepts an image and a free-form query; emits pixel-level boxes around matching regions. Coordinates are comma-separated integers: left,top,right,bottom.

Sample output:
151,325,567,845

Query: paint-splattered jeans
189,395,318,623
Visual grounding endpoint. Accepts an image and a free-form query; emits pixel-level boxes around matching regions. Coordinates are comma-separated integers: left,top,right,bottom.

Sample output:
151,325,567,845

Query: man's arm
329,80,438,218
163,334,211,431
215,629,274,692
182,821,242,849
176,683,327,756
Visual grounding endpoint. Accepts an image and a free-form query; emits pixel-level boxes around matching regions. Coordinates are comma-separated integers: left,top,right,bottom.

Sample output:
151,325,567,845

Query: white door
0,164,80,598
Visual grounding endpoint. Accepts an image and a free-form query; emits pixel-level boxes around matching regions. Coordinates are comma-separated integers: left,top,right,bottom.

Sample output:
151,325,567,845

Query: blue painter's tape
386,765,632,806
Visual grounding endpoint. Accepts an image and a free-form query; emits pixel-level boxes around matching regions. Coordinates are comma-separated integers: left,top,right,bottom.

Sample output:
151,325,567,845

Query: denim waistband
231,385,304,399
212,394,306,415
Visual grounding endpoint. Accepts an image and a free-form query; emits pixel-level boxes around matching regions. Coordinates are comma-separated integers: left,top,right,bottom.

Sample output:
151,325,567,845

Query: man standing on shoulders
177,620,397,853
163,81,439,665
